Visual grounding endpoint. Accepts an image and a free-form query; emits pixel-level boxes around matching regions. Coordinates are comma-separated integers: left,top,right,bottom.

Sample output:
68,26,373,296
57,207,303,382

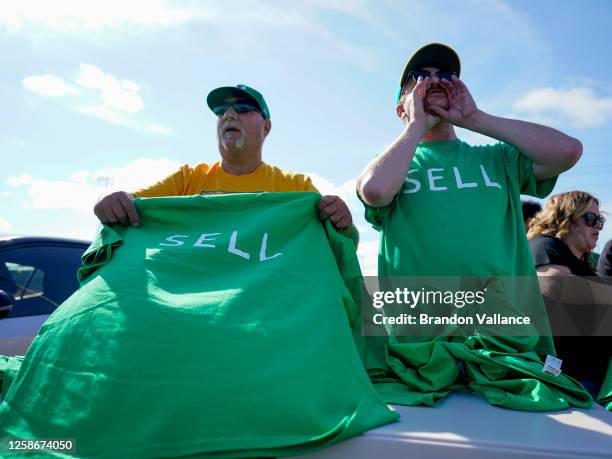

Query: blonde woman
528,191,611,397
529,191,605,276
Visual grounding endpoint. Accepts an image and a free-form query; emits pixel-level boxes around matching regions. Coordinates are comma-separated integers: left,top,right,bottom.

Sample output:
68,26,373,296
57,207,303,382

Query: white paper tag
542,355,563,377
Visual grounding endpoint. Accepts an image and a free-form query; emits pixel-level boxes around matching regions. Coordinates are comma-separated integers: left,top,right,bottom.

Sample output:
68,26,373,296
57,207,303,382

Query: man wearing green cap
94,84,353,231
357,42,581,279
355,43,589,408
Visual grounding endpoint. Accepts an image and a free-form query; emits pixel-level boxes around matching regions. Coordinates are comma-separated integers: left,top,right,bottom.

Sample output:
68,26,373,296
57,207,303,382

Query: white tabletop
291,392,612,459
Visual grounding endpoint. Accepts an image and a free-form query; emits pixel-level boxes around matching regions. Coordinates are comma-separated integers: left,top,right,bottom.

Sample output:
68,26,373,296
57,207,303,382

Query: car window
0,245,86,318
6,262,44,300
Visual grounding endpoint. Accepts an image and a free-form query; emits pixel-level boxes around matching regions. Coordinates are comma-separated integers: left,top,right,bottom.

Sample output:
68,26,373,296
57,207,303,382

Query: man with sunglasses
94,84,353,232
358,43,582,280
356,43,586,403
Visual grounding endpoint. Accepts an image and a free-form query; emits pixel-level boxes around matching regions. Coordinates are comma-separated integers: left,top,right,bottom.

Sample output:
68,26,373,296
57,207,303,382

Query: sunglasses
582,212,605,228
407,69,457,83
212,103,261,117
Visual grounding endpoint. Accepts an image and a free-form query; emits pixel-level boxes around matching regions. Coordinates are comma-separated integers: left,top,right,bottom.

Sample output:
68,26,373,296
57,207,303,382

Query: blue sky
2,0,611,274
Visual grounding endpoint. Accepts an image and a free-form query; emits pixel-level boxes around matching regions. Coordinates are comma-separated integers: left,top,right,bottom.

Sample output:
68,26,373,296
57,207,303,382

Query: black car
0,235,90,356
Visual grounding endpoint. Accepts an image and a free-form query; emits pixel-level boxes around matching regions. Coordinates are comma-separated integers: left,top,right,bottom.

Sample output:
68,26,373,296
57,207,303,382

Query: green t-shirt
364,141,558,350
0,193,397,458
359,141,593,410
364,140,556,277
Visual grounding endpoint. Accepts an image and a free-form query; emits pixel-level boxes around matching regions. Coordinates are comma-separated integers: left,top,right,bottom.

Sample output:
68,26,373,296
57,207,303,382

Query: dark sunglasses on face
407,69,457,83
212,103,261,117
582,212,605,228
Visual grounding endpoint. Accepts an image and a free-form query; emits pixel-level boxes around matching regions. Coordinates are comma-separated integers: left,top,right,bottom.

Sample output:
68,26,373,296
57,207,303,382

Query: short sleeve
357,191,399,231
132,165,191,197
500,142,557,198
529,236,570,268
78,224,125,284
302,176,318,192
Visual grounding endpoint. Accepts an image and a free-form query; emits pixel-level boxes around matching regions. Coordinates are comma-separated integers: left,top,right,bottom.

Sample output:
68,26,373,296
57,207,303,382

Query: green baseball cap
396,43,461,102
206,84,270,119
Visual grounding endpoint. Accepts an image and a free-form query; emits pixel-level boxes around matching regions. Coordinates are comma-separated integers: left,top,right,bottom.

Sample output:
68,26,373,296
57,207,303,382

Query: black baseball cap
397,43,461,102
206,84,270,119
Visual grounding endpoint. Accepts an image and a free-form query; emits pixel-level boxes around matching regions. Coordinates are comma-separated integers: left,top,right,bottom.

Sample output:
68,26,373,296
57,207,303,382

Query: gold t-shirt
133,161,317,197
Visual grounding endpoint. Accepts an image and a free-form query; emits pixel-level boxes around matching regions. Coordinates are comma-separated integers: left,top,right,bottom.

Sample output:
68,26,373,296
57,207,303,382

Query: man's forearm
357,121,424,207
462,111,582,178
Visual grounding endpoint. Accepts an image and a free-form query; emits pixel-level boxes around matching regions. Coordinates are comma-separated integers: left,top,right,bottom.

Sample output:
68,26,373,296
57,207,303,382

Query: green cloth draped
368,334,593,411
0,193,397,458
0,356,23,402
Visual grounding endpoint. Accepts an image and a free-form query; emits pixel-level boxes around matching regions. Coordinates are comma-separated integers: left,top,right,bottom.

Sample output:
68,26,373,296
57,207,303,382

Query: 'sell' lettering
403,164,501,193
160,231,283,262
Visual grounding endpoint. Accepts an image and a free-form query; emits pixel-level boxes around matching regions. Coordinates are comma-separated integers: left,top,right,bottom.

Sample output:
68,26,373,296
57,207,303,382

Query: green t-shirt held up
0,193,397,458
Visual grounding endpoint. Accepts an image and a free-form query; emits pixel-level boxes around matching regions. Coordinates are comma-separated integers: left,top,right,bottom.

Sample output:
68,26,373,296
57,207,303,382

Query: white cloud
6,158,181,214
513,87,612,129
0,217,13,232
77,105,171,134
3,1,382,73
76,64,144,113
307,172,380,274
7,173,33,187
357,239,379,276
308,173,357,203
505,113,558,128
0,0,374,34
93,158,182,191
22,74,78,97
15,175,101,214
22,64,171,134
0,0,196,31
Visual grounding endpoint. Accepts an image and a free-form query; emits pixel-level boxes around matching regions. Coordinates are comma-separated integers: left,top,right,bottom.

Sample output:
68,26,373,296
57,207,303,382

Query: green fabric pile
366,333,593,411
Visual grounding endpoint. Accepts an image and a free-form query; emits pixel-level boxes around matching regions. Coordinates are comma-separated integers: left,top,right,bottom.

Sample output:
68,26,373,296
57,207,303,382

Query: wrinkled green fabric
76,225,122,284
598,358,612,411
0,193,397,458
368,334,592,411
0,356,23,402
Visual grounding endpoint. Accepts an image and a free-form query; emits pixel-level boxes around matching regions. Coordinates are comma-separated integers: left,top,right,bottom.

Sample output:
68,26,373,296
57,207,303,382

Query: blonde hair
527,191,599,261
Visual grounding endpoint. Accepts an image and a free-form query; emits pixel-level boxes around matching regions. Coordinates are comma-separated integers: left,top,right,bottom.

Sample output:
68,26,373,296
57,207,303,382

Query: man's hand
317,195,352,230
428,76,479,128
429,75,581,178
358,77,433,208
402,76,440,131
93,191,140,227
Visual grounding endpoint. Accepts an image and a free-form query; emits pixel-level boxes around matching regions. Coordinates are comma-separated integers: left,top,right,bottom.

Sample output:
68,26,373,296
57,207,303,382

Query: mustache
426,86,447,94
221,122,241,132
